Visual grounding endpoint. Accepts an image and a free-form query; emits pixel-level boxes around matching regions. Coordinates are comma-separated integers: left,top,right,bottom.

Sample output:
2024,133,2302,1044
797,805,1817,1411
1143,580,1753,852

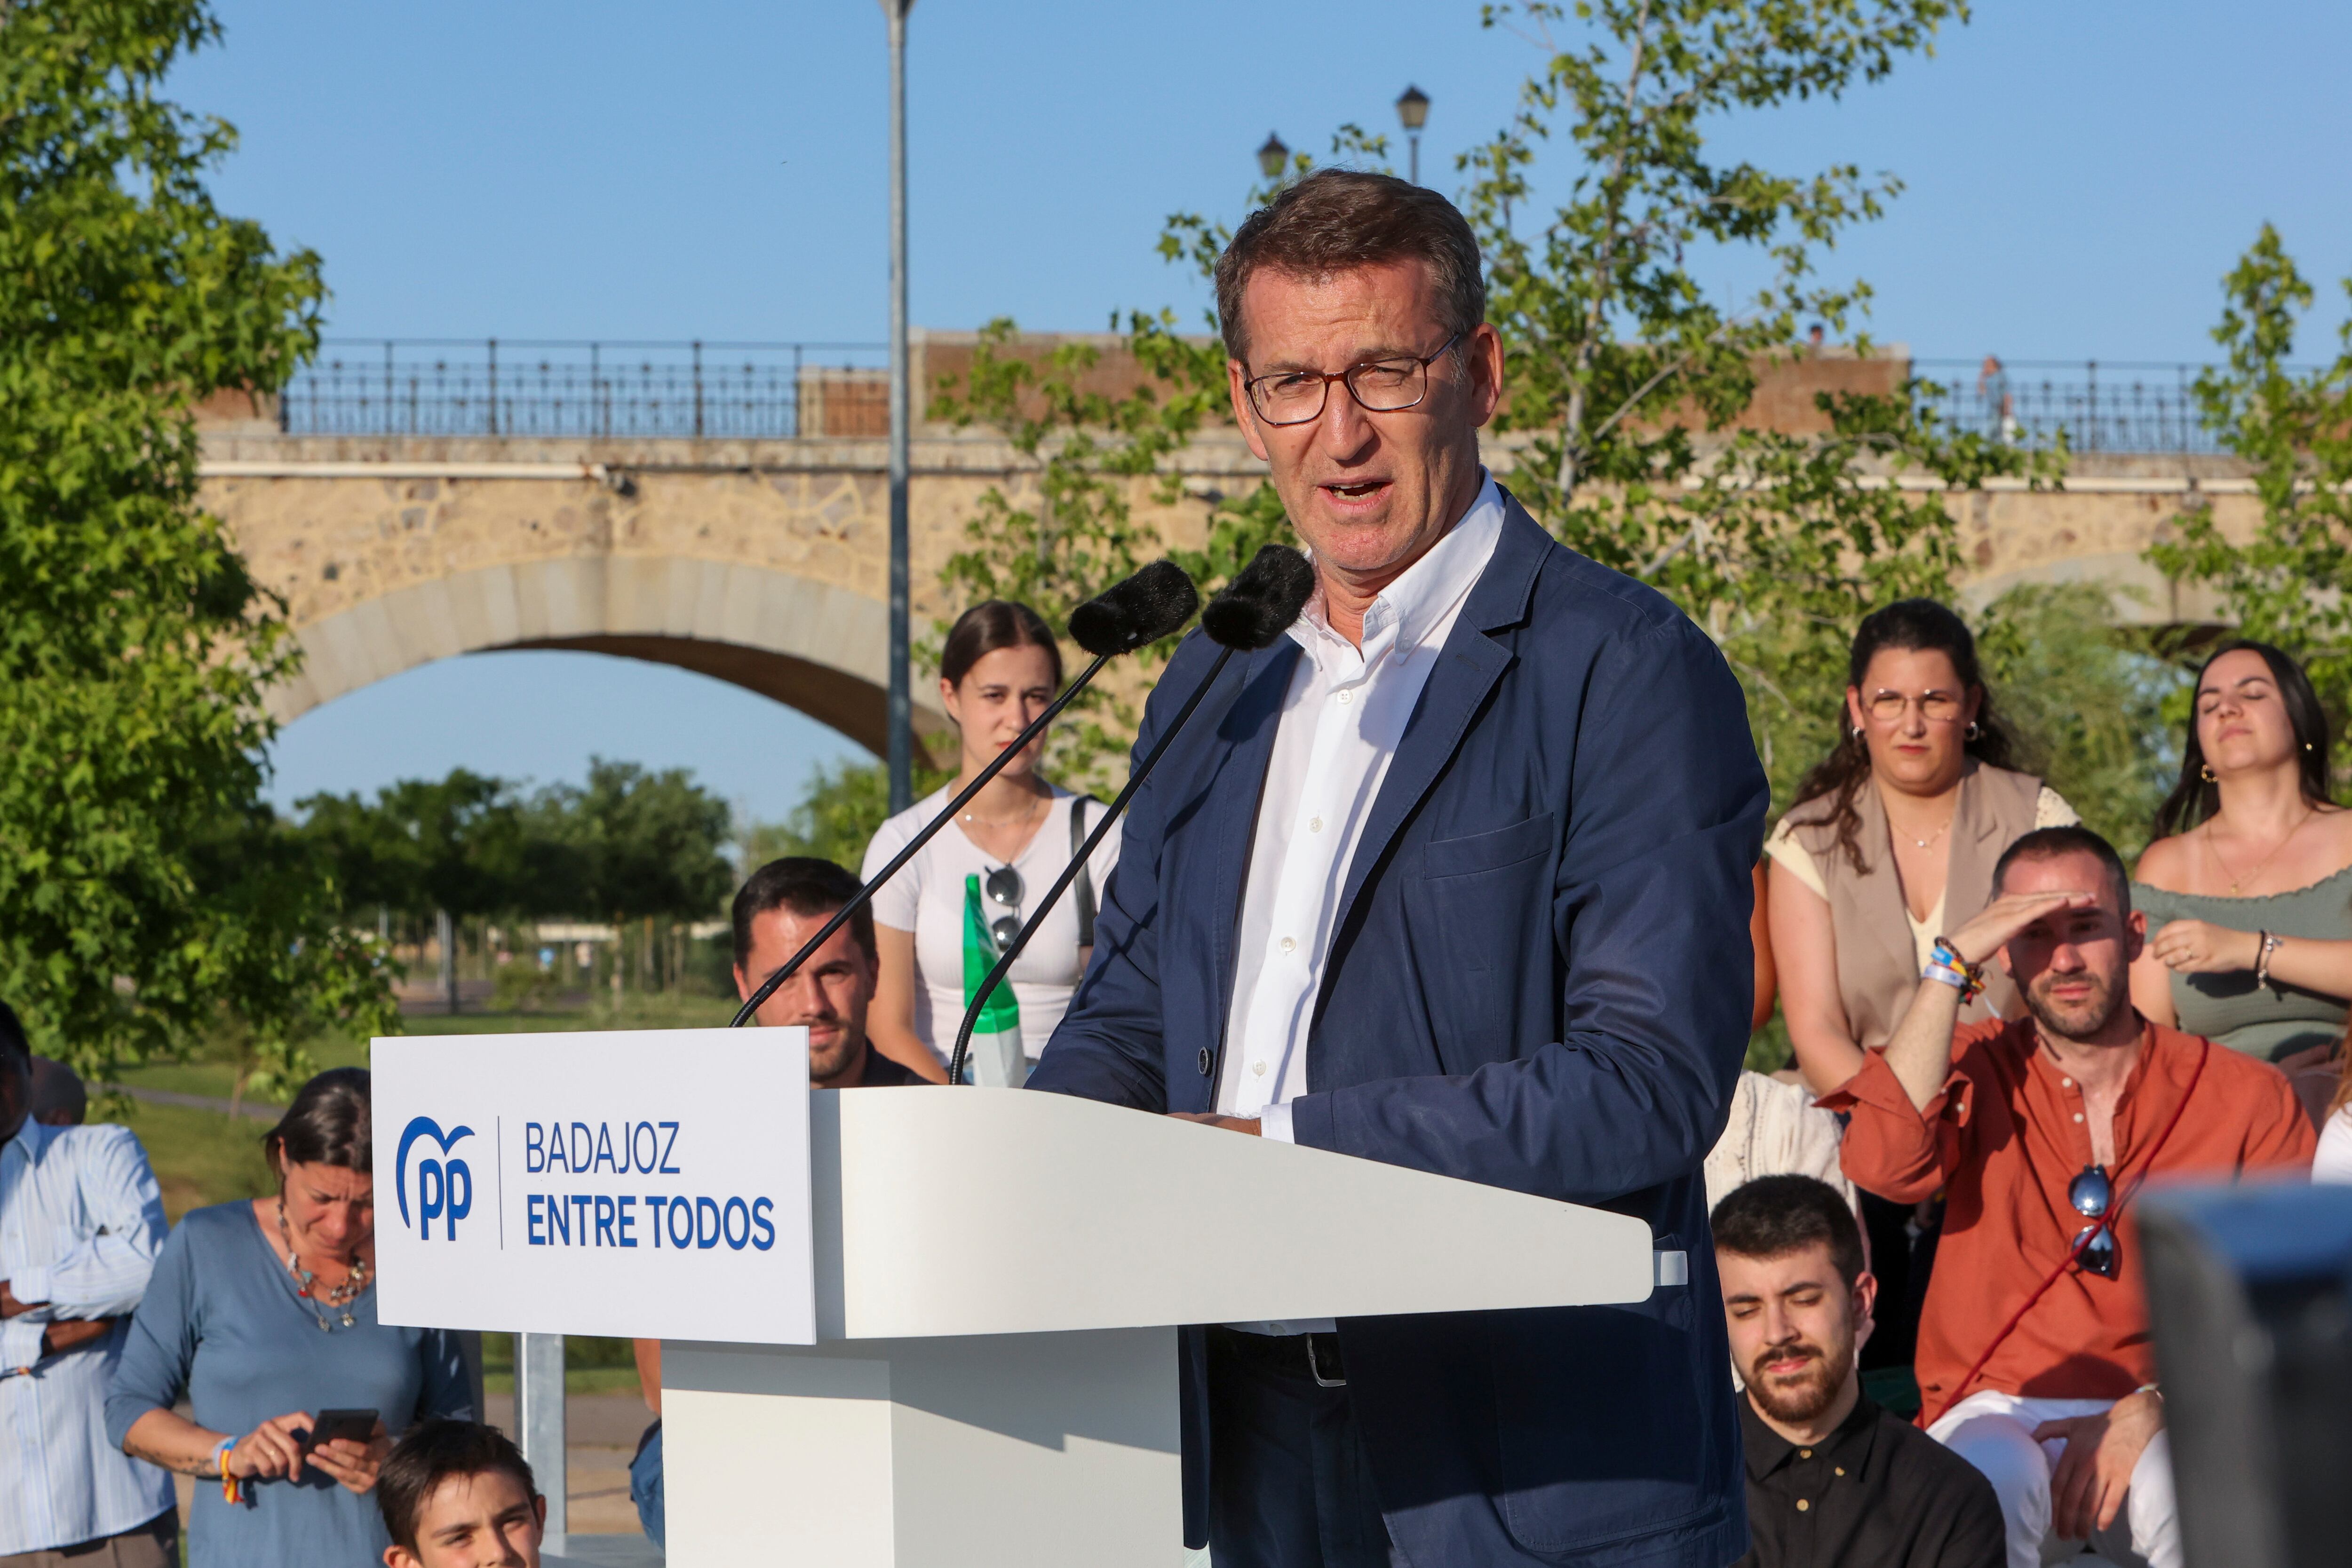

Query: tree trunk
437,908,459,1015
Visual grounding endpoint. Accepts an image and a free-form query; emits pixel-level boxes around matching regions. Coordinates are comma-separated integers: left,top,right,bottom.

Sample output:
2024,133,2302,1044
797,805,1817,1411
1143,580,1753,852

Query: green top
2131,862,2352,1061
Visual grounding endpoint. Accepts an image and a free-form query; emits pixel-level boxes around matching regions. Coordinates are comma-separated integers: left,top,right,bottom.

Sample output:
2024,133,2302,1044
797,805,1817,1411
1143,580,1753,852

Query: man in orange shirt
1823,825,2312,1568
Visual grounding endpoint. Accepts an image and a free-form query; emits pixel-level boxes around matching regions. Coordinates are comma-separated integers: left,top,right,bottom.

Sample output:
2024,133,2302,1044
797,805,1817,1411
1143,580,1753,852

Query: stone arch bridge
202,340,2258,752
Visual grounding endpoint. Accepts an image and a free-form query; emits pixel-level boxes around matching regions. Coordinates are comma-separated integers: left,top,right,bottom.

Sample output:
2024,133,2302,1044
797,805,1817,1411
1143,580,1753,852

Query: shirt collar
2,1116,53,1168
1291,471,1504,669
1739,1389,1882,1481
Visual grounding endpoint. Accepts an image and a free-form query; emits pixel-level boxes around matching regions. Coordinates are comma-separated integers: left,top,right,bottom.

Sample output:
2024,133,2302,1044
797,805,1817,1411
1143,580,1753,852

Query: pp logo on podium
396,1116,476,1241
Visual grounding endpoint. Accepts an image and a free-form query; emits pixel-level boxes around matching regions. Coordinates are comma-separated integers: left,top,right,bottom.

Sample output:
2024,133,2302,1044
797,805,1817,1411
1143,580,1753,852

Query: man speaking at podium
1028,169,1767,1568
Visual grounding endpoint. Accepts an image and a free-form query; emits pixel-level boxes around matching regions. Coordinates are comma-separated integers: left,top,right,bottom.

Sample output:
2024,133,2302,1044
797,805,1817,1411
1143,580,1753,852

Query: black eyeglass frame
984,865,1024,952
1241,332,1465,427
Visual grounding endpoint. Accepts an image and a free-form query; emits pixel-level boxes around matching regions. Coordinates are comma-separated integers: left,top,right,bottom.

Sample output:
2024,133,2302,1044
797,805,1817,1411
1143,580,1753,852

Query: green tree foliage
928,317,1229,784
1459,0,2062,808
739,758,953,875
0,0,392,1082
298,762,736,932
1975,584,2185,859
2146,225,2352,757
297,770,527,928
536,760,734,930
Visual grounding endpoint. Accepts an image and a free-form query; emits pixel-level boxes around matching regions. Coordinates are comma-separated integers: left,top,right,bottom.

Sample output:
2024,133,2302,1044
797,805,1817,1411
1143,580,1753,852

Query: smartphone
302,1409,379,1453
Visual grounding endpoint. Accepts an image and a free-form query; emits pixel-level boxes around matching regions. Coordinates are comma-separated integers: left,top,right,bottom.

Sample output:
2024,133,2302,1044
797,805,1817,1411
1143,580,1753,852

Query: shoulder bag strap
1071,794,1098,948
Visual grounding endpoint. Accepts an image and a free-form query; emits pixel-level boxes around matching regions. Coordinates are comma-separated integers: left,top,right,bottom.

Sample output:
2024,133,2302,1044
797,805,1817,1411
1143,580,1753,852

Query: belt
1210,1325,1348,1388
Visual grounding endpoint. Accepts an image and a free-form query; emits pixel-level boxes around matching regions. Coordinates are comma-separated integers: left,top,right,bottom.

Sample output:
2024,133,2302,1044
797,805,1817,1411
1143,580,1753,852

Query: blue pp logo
396,1116,476,1241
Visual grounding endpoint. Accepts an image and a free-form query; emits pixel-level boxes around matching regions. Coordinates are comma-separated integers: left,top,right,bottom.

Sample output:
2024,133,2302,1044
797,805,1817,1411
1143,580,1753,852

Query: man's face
733,905,877,1087
1718,1241,1874,1426
384,1469,544,1568
1994,852,2143,1042
1227,260,1503,596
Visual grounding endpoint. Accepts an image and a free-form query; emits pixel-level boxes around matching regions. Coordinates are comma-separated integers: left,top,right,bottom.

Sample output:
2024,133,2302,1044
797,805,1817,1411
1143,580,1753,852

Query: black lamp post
1395,85,1429,185
1256,132,1289,182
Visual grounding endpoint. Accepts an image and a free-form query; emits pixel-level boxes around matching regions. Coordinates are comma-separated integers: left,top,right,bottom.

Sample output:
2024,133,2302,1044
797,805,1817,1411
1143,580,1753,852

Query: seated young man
1713,1174,2004,1568
378,1420,542,1568
730,856,921,1087
1822,826,2314,1568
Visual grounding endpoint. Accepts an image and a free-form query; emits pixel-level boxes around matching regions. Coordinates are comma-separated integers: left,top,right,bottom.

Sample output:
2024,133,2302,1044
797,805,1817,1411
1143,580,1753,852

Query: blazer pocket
1424,811,1556,879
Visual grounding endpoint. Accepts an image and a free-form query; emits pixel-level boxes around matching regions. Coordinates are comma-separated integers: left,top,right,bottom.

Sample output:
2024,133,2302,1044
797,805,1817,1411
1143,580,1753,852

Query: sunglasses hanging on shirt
2070,1164,2119,1279
984,865,1024,951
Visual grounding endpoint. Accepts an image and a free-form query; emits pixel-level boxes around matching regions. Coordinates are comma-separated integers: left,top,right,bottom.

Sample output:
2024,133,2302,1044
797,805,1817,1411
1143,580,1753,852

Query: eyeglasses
1241,332,1463,427
984,866,1023,951
1863,688,1966,723
2069,1164,2119,1279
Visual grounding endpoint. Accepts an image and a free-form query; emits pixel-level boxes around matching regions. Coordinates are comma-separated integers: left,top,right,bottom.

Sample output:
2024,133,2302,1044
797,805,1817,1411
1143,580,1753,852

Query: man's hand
0,1280,25,1319
41,1317,116,1357
1169,1112,1261,1136
2034,1390,2163,1539
2147,919,2261,976
1944,889,2098,966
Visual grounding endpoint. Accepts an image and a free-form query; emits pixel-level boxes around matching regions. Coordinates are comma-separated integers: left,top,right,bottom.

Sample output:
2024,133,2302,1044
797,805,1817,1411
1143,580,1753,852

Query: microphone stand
728,649,1112,1028
947,644,1239,1085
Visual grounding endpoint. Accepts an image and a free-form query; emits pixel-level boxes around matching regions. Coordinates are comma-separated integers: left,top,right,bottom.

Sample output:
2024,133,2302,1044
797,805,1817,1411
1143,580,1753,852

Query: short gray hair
1214,169,1485,364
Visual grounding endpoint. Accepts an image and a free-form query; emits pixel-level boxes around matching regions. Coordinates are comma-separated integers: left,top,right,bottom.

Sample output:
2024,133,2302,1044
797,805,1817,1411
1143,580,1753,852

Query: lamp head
1256,132,1289,181
1395,85,1430,132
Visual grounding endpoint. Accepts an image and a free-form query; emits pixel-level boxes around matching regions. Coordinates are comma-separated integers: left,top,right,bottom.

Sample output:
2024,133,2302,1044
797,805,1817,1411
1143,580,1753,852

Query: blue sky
198,1,2352,823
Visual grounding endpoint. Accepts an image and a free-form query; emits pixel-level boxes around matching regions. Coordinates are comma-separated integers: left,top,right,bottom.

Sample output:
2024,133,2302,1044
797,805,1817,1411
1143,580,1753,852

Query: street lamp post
1395,85,1429,185
1256,132,1288,183
882,0,915,814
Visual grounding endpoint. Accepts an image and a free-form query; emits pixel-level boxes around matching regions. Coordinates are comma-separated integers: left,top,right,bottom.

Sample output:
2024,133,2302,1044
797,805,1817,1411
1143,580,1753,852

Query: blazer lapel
1203,640,1301,1030
1327,498,1547,949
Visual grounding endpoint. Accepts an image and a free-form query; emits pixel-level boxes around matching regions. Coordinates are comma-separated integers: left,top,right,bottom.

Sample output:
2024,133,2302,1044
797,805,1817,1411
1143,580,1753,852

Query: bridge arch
266,554,946,757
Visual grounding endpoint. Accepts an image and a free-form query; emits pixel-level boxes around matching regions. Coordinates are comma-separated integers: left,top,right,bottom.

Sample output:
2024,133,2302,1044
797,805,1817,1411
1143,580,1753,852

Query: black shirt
854,1045,924,1086
1735,1393,2005,1568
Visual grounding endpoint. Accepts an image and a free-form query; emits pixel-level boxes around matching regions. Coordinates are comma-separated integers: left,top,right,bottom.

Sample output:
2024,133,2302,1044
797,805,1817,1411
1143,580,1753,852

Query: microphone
729,560,1200,1029
948,545,1315,1085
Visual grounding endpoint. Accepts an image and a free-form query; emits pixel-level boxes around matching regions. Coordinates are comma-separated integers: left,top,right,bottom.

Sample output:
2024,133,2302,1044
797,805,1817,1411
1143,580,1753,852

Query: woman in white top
862,601,1124,1085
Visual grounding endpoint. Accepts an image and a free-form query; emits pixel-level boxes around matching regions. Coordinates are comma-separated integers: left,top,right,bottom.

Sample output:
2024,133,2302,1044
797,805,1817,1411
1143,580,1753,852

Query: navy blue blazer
1028,491,1768,1568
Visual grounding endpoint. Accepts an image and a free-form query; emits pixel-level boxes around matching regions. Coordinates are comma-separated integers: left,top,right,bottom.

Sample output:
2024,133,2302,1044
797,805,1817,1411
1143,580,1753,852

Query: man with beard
1823,826,2312,1568
1712,1175,2003,1568
730,857,922,1088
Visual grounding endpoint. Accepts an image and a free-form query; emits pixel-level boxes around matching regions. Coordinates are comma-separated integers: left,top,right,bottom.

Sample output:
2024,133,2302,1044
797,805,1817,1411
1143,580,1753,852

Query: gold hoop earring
2201,764,2217,783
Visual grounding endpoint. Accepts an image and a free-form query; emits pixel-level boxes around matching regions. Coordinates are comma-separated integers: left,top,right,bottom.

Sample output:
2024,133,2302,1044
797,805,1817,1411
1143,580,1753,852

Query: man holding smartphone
0,1001,178,1568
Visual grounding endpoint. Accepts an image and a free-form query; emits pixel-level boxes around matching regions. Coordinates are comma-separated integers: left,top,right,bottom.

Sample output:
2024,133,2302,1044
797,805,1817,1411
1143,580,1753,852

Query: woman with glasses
2130,641,2352,1092
1766,601,2076,1402
1769,600,2079,1096
862,601,1124,1085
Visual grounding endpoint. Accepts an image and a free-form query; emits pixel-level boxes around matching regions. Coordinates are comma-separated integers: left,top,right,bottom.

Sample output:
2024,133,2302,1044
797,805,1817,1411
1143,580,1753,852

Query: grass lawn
120,992,742,1218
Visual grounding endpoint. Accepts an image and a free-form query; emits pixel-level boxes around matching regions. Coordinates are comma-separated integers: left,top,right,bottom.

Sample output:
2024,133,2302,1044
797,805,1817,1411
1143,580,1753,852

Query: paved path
101,1082,280,1122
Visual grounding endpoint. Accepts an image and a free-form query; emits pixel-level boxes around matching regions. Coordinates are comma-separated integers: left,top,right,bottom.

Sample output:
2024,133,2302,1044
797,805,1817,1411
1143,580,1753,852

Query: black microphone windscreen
1067,560,1200,657
1200,545,1316,650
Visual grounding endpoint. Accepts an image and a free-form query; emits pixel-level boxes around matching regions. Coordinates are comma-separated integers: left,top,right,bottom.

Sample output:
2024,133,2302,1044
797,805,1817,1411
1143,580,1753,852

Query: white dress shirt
1215,475,1503,1333
0,1118,175,1553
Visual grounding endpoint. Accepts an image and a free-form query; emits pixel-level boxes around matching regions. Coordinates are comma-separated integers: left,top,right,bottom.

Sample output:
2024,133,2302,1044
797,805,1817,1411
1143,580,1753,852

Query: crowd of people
6,167,2352,1568
8,608,2352,1568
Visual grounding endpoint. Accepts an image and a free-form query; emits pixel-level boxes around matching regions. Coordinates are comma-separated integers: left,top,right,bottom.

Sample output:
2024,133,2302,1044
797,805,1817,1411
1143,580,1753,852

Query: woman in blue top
106,1068,473,1567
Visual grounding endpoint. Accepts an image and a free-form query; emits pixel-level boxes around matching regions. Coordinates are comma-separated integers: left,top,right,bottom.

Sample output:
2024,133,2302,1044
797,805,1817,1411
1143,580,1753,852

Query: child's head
380,1420,544,1568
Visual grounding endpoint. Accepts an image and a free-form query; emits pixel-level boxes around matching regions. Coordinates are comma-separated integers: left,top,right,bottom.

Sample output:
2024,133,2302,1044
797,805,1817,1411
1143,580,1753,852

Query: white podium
660,1088,1658,1568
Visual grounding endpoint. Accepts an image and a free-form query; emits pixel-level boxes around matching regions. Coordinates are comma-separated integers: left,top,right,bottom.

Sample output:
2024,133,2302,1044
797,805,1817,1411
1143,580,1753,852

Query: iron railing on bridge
281,342,2238,454
1910,359,2223,455
280,339,890,440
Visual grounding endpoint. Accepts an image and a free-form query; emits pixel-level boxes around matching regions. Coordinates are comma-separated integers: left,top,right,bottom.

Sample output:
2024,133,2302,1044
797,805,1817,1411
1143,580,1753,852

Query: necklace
2204,808,2314,896
277,1199,369,1331
1895,816,1954,851
959,794,1046,830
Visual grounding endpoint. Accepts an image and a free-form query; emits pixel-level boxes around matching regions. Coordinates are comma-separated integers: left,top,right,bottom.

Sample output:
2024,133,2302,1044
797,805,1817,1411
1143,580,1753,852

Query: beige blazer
1786,761,2045,1052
